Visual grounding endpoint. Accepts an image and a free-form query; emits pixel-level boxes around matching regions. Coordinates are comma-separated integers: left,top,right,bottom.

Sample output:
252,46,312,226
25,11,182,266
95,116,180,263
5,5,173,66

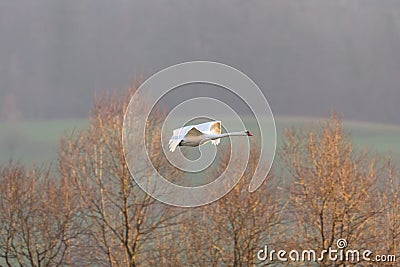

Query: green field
0,116,399,165
275,116,400,157
0,119,88,165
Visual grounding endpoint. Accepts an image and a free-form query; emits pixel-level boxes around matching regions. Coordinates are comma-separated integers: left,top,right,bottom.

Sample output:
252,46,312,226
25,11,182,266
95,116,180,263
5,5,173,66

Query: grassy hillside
0,119,87,165
0,116,399,165
276,116,400,157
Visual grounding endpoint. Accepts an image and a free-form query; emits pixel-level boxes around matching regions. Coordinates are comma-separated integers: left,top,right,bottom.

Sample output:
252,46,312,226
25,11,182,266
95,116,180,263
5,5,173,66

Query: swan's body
168,120,252,152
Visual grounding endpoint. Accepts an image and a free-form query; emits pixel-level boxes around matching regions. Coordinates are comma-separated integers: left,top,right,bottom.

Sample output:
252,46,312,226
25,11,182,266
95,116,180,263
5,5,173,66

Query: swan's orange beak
246,131,253,136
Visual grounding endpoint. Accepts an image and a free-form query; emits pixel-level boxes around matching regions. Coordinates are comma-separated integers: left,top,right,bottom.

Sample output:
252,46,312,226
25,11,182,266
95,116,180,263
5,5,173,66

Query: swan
168,120,252,152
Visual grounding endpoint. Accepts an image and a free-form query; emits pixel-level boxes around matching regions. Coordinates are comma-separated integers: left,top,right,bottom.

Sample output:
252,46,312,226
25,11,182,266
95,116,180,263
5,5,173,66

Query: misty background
1,0,400,124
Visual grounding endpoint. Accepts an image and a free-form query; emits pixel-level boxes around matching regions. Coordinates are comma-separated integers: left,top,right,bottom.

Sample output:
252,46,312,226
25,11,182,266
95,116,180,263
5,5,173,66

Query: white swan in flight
168,120,252,152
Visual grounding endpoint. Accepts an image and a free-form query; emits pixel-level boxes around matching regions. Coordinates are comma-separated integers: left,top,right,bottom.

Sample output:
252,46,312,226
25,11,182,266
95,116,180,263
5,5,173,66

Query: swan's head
245,130,253,136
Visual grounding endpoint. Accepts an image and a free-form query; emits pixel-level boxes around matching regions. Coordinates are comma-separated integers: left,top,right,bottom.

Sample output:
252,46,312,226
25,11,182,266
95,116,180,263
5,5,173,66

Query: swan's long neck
212,131,247,139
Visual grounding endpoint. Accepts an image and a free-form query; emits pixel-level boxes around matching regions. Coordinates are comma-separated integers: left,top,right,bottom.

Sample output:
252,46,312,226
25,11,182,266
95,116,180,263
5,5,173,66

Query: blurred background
1,0,400,163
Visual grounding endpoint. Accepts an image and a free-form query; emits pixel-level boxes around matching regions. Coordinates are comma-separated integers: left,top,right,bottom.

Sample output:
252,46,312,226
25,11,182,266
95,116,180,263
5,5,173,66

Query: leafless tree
375,160,400,262
58,88,182,266
148,143,282,267
279,115,387,266
0,162,80,266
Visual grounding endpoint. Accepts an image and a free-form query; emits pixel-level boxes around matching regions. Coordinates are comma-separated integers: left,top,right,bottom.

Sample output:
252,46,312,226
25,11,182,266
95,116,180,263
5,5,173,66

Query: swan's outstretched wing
209,121,221,135
169,121,221,151
202,121,222,145
192,121,222,145
190,121,221,146
194,121,220,133
210,121,221,145
185,127,204,137
168,125,204,152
